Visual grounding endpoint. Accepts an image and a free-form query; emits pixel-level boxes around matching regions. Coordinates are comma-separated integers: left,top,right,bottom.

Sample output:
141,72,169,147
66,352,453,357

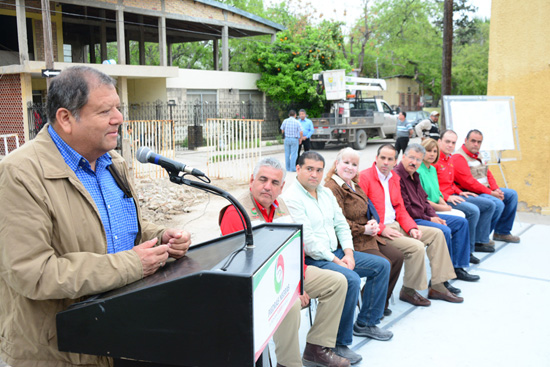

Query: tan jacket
0,126,166,367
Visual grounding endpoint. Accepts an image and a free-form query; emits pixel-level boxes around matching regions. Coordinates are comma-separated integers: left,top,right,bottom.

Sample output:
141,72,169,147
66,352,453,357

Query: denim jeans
479,188,518,235
415,215,470,268
450,196,495,248
284,137,299,172
305,249,390,346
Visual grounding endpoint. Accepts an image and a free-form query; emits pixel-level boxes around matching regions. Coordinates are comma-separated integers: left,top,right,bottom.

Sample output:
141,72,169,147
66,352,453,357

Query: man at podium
0,66,191,366
219,157,350,367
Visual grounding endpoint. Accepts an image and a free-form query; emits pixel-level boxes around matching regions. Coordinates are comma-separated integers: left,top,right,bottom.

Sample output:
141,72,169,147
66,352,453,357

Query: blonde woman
324,147,403,317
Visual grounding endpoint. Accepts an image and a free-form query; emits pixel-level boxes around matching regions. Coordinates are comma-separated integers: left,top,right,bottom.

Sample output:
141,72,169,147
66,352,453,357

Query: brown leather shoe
302,342,350,367
428,287,464,303
399,288,431,307
493,233,520,243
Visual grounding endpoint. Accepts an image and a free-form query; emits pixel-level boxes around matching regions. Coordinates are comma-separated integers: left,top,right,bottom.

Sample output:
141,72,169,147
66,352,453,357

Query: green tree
254,21,349,116
452,19,489,95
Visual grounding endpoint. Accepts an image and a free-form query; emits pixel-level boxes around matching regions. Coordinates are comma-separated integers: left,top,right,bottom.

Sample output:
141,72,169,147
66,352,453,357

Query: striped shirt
280,117,303,138
48,126,138,253
396,118,412,138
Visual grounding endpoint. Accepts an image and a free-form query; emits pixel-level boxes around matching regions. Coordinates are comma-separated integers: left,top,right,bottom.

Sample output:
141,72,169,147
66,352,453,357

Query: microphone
136,147,206,177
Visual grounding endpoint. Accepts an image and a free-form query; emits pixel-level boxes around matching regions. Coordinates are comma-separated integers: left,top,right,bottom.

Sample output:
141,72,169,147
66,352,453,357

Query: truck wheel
352,129,368,150
310,142,325,150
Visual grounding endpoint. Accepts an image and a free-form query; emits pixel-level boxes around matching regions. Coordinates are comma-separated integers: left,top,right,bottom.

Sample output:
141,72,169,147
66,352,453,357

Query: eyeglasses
406,156,423,163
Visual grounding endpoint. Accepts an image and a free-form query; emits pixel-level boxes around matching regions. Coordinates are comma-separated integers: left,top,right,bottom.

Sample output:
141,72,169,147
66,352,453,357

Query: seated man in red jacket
451,129,520,243
219,157,350,367
359,144,463,305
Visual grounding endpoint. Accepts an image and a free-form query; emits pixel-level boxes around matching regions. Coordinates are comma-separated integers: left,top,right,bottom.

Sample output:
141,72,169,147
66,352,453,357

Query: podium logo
274,255,284,294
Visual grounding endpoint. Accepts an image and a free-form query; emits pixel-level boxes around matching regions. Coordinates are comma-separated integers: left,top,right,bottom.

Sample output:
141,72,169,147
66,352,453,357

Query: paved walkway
278,219,550,367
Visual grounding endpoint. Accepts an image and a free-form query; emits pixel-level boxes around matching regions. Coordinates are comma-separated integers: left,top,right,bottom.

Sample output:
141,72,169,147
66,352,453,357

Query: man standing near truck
280,110,303,172
296,109,314,165
395,111,413,157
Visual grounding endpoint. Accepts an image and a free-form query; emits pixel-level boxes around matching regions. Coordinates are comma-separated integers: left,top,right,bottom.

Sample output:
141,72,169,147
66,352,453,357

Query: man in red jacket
452,129,520,243
359,144,462,306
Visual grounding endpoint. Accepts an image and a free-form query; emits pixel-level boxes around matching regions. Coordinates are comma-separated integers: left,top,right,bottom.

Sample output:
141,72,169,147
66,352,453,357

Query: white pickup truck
310,98,398,150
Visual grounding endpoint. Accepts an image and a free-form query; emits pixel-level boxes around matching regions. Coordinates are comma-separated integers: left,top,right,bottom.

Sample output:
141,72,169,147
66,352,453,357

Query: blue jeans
284,137,299,172
415,215,470,268
305,249,390,346
479,188,518,235
450,196,495,249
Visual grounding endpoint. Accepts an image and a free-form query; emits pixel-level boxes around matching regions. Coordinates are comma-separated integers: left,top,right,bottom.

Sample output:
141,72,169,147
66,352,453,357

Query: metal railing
206,118,262,181
126,120,175,178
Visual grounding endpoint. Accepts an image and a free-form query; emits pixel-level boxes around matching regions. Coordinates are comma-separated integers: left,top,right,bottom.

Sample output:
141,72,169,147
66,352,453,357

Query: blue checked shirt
280,117,303,138
48,126,138,254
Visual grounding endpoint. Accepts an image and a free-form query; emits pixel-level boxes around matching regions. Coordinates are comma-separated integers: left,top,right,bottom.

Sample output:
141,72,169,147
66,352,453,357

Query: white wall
166,69,261,90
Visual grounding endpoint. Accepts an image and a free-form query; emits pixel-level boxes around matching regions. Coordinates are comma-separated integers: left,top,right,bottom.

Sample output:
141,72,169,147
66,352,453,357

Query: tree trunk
441,0,453,130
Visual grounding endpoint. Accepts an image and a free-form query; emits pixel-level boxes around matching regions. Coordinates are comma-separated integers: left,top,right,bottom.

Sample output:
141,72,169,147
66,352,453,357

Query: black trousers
296,138,311,165
395,136,410,157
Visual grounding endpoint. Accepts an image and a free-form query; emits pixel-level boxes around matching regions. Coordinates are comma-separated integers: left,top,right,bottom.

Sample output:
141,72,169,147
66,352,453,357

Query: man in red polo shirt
451,129,520,243
436,130,497,255
219,157,349,367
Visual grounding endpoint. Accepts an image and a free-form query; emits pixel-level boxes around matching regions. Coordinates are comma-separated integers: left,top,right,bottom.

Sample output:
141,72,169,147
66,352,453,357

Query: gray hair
46,66,116,124
253,157,286,181
404,143,426,157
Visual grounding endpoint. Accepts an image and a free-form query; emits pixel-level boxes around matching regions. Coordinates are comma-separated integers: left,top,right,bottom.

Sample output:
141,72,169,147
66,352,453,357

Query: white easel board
443,96,520,162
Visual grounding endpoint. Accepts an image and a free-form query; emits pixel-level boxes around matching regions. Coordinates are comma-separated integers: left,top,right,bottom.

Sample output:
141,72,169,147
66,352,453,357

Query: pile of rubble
135,176,208,224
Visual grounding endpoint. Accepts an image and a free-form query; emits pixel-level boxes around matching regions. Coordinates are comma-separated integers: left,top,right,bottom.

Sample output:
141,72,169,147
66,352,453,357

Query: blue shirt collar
48,125,112,173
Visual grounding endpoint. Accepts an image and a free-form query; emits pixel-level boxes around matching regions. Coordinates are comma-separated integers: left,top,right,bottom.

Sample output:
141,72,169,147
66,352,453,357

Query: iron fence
28,101,285,149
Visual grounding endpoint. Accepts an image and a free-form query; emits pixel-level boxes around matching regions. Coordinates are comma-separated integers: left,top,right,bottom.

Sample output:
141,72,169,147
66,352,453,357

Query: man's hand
162,228,191,259
299,292,311,308
133,238,170,277
381,226,403,240
409,228,422,240
364,219,380,236
491,189,505,200
430,216,447,225
341,249,356,270
460,191,478,198
447,195,465,205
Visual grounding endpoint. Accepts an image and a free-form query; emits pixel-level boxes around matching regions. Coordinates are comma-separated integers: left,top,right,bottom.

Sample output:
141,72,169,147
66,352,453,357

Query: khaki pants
273,266,347,367
382,222,456,290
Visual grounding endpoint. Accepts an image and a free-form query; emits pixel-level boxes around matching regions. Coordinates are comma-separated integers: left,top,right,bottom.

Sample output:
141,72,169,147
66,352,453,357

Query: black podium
56,223,303,367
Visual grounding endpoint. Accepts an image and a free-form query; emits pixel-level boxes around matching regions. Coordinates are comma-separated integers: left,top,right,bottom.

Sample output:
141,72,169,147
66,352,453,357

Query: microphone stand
167,172,254,249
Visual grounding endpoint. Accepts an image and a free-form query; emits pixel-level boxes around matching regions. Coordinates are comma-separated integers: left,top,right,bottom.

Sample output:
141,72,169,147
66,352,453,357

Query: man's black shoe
470,254,480,264
444,281,461,295
475,244,495,253
454,268,480,282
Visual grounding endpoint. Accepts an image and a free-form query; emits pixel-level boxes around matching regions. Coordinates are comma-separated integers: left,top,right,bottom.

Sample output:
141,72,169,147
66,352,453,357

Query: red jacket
358,163,418,235
451,145,499,194
435,153,462,201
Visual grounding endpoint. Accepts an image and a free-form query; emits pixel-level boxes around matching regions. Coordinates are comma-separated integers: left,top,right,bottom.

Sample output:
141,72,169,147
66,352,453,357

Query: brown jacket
0,125,166,367
324,176,385,252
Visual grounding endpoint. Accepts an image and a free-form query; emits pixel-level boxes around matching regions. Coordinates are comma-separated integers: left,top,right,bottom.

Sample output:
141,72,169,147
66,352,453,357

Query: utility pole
41,0,54,89
441,0,453,130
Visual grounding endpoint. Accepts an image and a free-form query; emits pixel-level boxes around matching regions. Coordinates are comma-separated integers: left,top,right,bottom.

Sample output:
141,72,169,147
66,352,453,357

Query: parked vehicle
406,110,430,128
309,73,398,150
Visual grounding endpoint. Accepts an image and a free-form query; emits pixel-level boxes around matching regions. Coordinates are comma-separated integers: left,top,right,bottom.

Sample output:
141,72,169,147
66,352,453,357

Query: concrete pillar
213,39,219,70
271,34,276,43
100,9,107,62
125,31,131,64
116,8,125,64
158,16,167,66
138,15,145,65
16,0,29,65
222,25,229,71
89,29,96,63
20,73,33,143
